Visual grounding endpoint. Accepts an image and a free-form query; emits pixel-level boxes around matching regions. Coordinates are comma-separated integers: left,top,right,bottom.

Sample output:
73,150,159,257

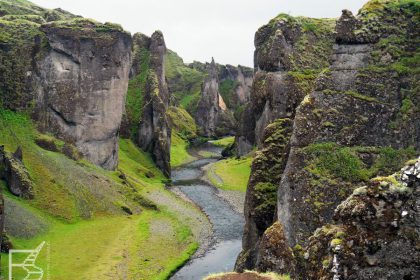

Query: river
170,142,245,280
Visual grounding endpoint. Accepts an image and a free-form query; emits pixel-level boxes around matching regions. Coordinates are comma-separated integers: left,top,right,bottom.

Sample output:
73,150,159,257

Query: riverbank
170,142,245,280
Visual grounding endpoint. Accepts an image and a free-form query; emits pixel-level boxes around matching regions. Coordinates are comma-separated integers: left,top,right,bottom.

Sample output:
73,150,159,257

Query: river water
170,143,244,280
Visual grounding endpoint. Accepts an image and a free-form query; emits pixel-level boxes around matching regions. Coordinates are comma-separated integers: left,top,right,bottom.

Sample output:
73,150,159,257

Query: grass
207,156,252,192
210,136,235,148
170,132,196,168
164,50,205,113
304,142,417,182
167,106,197,140
0,109,201,279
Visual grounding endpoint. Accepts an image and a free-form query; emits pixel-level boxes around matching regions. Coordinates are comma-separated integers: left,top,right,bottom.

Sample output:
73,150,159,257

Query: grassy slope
170,132,196,168
207,156,252,192
0,109,202,279
165,50,205,114
210,136,235,148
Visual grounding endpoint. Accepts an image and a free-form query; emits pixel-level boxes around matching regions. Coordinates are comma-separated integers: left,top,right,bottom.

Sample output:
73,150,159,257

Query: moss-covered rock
303,158,420,280
236,118,293,271
0,146,33,199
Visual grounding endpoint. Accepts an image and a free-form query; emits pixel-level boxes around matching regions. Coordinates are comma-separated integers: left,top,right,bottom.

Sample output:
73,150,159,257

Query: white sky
31,0,368,67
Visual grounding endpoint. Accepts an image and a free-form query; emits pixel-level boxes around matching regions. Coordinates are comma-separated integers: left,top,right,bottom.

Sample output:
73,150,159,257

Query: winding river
170,143,245,280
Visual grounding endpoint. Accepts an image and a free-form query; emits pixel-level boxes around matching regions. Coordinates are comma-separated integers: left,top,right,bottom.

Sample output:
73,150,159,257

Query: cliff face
237,0,419,277
195,58,235,137
165,52,253,137
35,20,132,170
126,31,171,177
235,15,336,156
0,14,132,170
236,14,336,270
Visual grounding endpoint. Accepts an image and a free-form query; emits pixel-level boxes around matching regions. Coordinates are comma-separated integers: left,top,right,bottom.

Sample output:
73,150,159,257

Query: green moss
210,136,235,148
0,18,46,109
44,18,124,32
322,89,383,104
305,142,417,183
254,182,278,217
322,121,335,128
166,106,197,140
125,48,150,140
165,50,205,114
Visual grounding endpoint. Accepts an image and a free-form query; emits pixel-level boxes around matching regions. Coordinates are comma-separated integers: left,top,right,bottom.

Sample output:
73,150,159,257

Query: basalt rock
0,15,132,171
136,31,171,177
237,0,420,276
236,118,292,271
234,14,336,156
195,58,235,137
0,146,33,199
235,12,336,271
303,158,420,280
34,20,132,170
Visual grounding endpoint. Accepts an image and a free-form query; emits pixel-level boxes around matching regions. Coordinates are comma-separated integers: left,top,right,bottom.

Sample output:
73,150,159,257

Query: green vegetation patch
167,106,197,140
304,142,417,182
210,136,235,148
165,50,205,113
207,156,252,192
125,47,150,140
170,132,196,167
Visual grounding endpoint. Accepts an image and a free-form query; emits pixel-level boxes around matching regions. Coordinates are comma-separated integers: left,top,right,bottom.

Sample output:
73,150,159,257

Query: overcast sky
31,0,368,67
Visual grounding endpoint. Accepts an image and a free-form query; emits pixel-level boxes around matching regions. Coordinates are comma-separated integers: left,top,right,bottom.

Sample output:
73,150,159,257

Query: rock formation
217,64,253,107
165,52,253,136
0,12,132,170
303,158,420,280
195,58,235,137
236,14,336,269
35,20,132,170
0,146,33,199
127,31,171,177
236,0,420,277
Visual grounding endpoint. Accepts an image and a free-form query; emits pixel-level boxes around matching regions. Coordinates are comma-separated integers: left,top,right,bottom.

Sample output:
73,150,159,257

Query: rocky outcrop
195,58,235,137
34,20,132,170
236,14,336,270
0,14,132,170
133,31,171,177
0,146,33,199
237,0,420,276
218,64,253,108
303,158,420,280
235,14,336,156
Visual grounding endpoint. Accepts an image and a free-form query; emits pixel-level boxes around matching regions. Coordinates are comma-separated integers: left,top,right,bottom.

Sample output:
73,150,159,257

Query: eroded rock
0,146,33,199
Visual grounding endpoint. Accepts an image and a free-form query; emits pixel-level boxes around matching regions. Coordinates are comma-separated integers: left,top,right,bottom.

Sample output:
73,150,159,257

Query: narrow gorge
0,0,418,280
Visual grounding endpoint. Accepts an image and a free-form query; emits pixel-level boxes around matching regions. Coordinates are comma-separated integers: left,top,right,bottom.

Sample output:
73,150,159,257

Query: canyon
0,0,419,279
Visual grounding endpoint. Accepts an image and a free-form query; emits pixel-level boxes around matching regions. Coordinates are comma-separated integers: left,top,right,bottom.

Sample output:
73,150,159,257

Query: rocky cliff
236,13,336,269
165,51,253,137
195,58,236,137
0,7,132,170
124,31,171,177
237,0,420,277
